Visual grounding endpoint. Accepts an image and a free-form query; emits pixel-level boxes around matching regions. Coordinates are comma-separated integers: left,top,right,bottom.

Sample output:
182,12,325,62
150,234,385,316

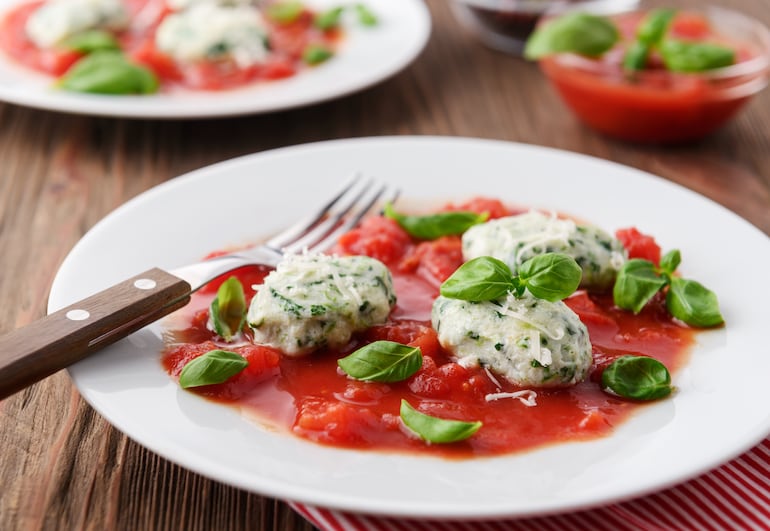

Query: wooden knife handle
0,268,191,400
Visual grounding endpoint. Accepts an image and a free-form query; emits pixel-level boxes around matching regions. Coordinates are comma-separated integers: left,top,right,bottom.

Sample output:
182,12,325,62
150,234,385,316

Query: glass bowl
537,6,770,143
450,0,639,55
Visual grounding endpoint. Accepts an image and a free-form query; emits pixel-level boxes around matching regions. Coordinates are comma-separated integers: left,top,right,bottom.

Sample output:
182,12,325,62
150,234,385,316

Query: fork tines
267,173,399,257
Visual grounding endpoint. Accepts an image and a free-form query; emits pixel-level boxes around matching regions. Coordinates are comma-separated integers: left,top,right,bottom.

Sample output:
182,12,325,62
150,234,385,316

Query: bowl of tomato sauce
527,6,770,143
450,0,639,55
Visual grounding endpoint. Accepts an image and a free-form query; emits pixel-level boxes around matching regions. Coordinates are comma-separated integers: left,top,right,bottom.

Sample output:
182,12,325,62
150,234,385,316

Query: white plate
0,0,430,118
49,137,770,519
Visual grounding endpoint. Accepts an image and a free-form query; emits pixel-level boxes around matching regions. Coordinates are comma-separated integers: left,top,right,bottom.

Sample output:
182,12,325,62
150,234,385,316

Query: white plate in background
0,0,430,118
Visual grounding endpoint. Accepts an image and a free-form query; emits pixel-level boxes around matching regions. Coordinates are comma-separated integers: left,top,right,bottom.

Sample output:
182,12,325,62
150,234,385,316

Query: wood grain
0,0,769,529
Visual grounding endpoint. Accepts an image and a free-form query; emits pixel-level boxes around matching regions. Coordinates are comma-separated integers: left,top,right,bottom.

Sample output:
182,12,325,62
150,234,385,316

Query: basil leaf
338,341,422,382
266,1,304,23
623,40,650,71
303,45,334,65
384,203,488,240
666,277,724,327
315,6,344,30
62,30,119,53
59,51,158,94
613,259,668,313
355,4,378,26
440,256,516,301
623,9,675,71
179,350,248,389
524,13,619,60
517,252,582,302
209,277,247,341
400,400,482,443
602,355,672,400
660,40,735,72
659,249,681,275
637,8,675,45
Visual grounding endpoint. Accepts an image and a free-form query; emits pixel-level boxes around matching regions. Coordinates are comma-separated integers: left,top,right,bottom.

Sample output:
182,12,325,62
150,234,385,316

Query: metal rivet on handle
134,279,157,290
66,309,90,321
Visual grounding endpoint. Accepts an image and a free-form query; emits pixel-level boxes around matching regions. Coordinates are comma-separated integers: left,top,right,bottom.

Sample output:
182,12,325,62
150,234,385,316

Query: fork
0,175,397,400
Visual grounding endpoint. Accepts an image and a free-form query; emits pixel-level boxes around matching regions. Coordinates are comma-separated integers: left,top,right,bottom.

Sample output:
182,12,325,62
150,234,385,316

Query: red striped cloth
290,438,770,531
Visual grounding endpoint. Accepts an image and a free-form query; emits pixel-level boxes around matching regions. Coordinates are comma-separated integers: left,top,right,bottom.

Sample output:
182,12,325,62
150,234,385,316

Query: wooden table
1,0,769,529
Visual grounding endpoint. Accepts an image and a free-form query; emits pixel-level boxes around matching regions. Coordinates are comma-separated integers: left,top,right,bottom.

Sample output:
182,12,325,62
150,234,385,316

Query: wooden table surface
1,0,769,529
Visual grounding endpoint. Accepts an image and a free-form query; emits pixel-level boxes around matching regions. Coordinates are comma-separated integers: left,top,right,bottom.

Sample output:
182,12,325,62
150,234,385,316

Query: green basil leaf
636,8,676,45
266,1,304,24
440,256,516,301
659,249,681,275
400,400,482,443
209,276,247,342
355,4,378,26
315,6,344,30
666,277,724,327
613,259,668,313
660,40,735,72
602,355,672,400
517,252,582,302
62,29,120,53
179,350,248,389
623,40,650,71
59,51,158,94
384,203,488,240
303,45,334,65
338,340,422,382
524,12,619,60
624,9,675,71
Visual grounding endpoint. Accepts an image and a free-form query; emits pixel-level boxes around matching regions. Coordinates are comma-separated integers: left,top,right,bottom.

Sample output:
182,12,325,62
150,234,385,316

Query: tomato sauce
0,0,339,91
539,10,766,143
0,1,79,75
162,201,695,458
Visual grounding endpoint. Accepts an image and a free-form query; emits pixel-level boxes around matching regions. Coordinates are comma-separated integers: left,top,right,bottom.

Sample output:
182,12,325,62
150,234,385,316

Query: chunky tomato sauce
0,0,338,90
540,11,764,143
162,199,695,458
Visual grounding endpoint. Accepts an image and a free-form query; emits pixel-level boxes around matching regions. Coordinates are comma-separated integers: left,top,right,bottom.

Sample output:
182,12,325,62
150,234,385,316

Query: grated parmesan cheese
497,292,566,342
485,390,538,407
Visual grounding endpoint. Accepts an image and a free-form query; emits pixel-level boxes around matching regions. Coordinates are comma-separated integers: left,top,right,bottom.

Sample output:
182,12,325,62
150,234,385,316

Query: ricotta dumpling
155,4,268,67
432,292,592,387
462,211,626,291
247,254,397,356
25,0,129,48
166,0,254,11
